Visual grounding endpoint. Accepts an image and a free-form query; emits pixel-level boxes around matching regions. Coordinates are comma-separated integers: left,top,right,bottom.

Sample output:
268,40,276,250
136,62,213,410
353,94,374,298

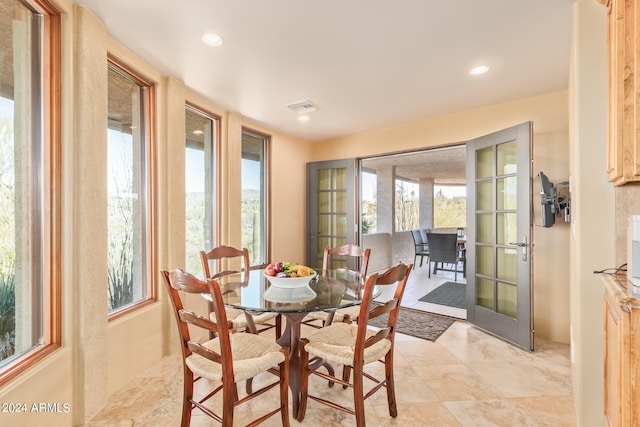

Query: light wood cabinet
599,0,640,184
603,275,640,426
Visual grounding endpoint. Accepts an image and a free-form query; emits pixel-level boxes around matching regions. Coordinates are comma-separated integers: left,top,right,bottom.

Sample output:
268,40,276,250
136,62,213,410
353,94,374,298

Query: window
107,60,154,314
433,184,466,228
0,0,60,381
185,106,217,276
241,130,268,266
361,170,377,235
395,178,419,231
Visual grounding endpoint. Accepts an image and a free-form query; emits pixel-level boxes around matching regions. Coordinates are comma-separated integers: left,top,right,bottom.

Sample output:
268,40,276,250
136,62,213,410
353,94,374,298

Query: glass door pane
307,160,356,270
315,168,347,266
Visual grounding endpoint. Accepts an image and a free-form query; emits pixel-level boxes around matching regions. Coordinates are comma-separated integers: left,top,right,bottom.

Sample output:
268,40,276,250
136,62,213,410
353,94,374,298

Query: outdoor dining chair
161,269,290,427
296,262,413,427
425,232,466,282
411,229,430,267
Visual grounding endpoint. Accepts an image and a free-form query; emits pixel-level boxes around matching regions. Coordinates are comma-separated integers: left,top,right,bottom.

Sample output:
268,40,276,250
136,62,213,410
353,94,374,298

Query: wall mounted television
539,171,556,227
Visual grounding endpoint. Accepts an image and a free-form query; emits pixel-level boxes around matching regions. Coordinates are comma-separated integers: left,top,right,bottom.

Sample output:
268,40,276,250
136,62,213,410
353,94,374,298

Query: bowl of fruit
264,262,317,288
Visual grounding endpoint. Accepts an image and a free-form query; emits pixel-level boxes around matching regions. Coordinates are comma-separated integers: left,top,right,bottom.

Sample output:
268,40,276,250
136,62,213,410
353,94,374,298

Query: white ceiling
74,0,575,142
363,145,467,182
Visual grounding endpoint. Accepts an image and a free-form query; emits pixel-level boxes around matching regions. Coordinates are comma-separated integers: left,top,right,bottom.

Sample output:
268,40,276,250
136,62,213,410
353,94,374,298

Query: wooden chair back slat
200,245,250,279
322,243,371,279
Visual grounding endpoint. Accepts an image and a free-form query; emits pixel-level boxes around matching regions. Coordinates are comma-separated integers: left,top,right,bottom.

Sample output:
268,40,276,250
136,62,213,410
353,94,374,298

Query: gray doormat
419,281,466,309
367,307,455,342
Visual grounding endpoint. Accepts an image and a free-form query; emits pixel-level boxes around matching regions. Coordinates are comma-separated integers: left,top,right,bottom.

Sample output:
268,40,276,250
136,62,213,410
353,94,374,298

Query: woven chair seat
211,309,279,330
305,304,361,323
303,322,391,366
186,332,284,383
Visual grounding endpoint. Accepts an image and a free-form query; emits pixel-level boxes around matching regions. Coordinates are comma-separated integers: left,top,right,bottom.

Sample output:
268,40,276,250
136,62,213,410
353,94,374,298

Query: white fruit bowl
263,273,317,288
263,285,316,303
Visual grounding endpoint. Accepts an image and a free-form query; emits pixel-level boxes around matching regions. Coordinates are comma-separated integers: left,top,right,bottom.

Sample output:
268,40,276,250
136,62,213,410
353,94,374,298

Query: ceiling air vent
286,100,320,114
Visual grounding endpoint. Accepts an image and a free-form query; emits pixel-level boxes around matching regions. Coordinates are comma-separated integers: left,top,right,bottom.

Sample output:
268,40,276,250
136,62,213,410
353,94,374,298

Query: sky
0,97,12,117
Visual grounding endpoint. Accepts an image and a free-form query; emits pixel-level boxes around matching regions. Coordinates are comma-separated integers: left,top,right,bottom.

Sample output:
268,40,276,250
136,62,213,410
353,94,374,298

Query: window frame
0,0,62,386
106,55,157,320
240,128,270,267
184,102,220,276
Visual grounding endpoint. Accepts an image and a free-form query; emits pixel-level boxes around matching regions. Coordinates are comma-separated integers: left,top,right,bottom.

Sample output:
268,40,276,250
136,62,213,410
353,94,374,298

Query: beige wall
312,92,572,344
313,92,569,160
570,1,611,425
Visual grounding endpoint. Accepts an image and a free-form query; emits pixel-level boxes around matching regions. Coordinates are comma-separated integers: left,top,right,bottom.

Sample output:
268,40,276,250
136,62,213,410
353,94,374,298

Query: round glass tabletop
208,269,366,313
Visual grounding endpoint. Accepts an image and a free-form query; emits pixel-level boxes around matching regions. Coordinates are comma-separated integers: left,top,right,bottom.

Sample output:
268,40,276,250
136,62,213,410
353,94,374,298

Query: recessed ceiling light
470,65,489,75
297,115,310,122
202,33,224,47
193,130,204,135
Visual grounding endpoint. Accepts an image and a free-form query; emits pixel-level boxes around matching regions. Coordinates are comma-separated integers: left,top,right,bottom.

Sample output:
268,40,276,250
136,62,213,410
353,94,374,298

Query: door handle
508,237,528,261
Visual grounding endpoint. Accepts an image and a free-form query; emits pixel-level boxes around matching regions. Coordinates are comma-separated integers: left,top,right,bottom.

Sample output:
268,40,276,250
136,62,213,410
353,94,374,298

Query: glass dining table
204,268,366,418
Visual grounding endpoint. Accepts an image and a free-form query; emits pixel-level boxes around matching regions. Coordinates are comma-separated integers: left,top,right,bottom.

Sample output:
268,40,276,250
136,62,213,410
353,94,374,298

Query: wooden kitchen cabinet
599,0,640,184
602,274,640,426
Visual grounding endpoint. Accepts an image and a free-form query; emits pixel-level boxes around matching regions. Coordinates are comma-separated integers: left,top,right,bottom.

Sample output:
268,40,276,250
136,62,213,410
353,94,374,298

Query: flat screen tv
539,172,555,227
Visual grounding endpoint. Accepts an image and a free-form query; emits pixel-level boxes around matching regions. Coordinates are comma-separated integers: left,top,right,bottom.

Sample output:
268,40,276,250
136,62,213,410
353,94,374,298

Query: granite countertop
601,272,640,309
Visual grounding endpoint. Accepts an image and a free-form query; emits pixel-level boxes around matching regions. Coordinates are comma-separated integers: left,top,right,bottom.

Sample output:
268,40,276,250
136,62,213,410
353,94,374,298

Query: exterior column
419,178,434,230
376,166,394,233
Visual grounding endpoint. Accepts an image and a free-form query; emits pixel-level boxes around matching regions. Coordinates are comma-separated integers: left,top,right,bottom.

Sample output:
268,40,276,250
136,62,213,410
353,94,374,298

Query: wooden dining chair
162,269,290,427
303,243,371,327
296,262,413,427
200,245,281,338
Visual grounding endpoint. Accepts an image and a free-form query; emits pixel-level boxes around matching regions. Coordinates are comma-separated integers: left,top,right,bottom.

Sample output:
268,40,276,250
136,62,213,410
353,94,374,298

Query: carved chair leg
222,379,236,427
342,365,352,389
385,351,398,417
353,364,366,427
276,314,282,339
323,310,336,327
243,311,258,334
297,339,310,422
182,369,194,427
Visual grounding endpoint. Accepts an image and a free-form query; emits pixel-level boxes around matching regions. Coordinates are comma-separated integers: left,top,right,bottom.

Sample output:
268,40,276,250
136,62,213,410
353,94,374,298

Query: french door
306,159,357,270
465,122,533,350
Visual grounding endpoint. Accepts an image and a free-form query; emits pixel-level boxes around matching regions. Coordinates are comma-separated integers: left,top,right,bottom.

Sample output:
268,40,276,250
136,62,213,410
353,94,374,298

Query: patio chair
411,229,430,267
296,262,413,426
425,232,466,282
162,269,290,427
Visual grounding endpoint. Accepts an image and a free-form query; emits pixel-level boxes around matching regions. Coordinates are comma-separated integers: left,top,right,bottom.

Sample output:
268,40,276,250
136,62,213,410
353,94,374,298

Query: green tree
395,180,419,231
434,190,466,227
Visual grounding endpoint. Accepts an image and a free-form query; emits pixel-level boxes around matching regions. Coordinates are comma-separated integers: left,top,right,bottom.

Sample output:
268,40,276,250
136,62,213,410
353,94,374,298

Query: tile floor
86,263,576,426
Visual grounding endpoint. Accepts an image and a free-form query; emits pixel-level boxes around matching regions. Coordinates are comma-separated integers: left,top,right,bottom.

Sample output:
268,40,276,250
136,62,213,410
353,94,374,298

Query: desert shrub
0,263,16,361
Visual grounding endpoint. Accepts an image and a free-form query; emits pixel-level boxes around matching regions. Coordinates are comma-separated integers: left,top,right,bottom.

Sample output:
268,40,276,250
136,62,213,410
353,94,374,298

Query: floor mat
418,281,466,309
367,307,456,341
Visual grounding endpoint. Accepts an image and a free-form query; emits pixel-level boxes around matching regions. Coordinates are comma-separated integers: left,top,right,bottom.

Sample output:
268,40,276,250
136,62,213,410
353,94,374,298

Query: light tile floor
86,263,575,426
